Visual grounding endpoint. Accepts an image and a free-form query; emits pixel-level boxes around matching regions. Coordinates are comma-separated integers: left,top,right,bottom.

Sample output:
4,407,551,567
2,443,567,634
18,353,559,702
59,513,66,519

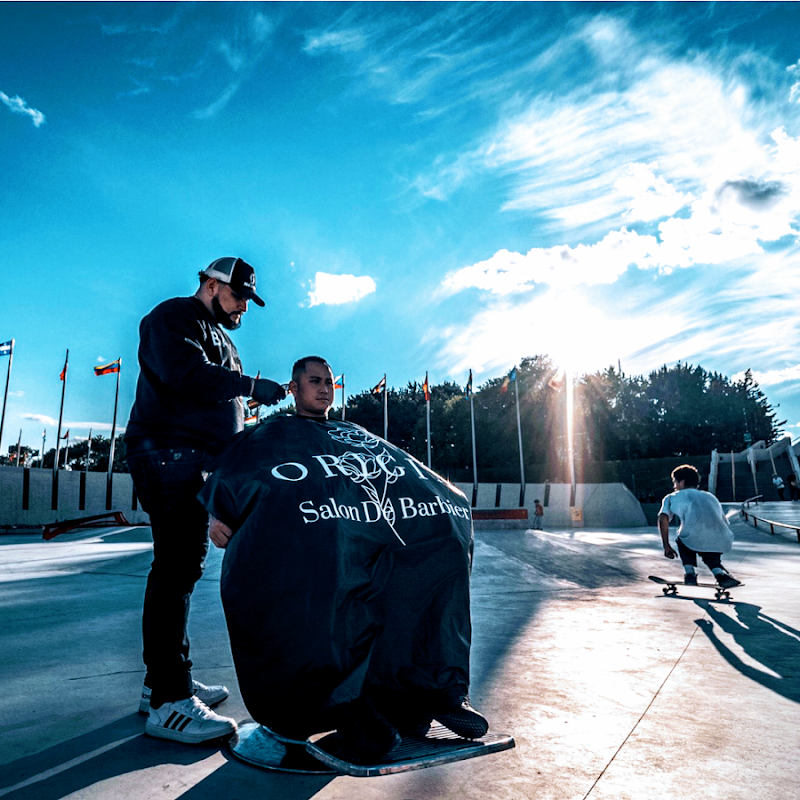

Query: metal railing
740,495,800,543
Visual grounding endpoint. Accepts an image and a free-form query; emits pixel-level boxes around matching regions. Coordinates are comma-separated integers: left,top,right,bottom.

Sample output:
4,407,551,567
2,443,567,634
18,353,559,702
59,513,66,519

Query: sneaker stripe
176,715,193,732
165,712,182,729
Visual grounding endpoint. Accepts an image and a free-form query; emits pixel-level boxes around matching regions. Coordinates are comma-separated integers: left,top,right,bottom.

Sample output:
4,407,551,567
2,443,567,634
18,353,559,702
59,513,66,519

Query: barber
125,257,284,744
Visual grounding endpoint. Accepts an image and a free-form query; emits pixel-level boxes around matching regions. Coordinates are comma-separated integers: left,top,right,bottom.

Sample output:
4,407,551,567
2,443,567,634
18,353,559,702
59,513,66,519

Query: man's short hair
671,464,700,488
291,356,331,383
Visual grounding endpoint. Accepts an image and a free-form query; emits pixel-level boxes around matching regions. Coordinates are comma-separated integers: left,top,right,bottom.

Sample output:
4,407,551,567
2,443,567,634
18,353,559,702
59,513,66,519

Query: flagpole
64,432,70,469
0,339,14,459
470,390,478,501
567,371,577,507
41,429,46,468
15,429,22,467
514,373,526,507
54,349,68,472
383,374,388,440
86,428,93,472
341,375,346,421
426,394,431,469
107,361,121,475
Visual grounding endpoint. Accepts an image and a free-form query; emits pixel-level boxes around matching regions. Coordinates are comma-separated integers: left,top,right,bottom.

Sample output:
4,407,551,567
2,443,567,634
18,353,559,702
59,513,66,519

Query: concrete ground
1,507,798,800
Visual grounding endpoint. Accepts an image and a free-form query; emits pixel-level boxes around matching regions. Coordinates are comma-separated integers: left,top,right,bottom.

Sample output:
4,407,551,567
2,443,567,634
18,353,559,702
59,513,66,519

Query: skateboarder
532,499,544,529
200,356,489,765
658,464,741,589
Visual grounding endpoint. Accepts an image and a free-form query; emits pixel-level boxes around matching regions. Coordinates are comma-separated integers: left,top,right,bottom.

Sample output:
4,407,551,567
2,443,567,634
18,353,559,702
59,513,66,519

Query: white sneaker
145,696,237,744
139,679,229,714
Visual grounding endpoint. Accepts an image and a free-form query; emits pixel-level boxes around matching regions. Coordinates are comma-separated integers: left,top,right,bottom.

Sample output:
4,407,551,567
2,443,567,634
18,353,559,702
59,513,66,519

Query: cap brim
242,289,265,307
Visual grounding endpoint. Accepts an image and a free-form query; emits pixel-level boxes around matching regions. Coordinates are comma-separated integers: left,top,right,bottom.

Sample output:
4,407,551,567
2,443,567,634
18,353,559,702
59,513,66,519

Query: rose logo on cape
327,425,406,545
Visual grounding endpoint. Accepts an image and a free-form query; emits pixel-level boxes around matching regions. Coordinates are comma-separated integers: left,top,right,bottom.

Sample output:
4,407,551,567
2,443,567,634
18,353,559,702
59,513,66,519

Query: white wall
1,467,646,530
0,466,150,527
454,481,647,528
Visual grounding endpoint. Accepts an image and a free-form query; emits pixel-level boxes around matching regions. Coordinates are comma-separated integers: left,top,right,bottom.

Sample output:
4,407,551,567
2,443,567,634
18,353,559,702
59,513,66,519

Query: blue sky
2,1,800,457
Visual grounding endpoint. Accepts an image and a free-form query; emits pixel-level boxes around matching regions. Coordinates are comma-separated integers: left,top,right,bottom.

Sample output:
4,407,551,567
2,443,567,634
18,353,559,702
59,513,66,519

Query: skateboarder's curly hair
671,464,700,488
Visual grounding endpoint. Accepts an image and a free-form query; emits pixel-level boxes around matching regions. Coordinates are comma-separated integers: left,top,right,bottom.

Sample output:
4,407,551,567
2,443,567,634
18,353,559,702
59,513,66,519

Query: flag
422,372,430,402
334,374,345,390
465,370,473,397
60,353,68,381
500,367,516,393
244,413,259,427
0,340,12,357
371,375,386,395
60,429,69,439
548,368,566,392
94,358,121,376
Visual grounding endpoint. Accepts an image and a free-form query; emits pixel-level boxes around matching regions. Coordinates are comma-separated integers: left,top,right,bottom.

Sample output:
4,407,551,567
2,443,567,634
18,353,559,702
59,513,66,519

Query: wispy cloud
22,414,57,426
306,272,376,307
0,91,45,127
303,29,367,55
425,11,800,394
191,10,275,118
21,413,124,434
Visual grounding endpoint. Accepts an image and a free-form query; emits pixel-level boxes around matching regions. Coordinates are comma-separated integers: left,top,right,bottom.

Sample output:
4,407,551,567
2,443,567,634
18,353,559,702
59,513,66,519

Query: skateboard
648,575,744,600
230,722,516,776
306,723,516,777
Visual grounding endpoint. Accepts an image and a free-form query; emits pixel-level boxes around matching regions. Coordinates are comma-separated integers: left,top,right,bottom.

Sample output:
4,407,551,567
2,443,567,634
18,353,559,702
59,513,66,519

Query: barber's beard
212,296,241,330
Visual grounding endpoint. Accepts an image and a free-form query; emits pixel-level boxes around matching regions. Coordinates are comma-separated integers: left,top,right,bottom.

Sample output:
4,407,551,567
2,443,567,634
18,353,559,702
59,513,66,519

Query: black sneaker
684,574,698,586
716,572,741,589
427,689,489,740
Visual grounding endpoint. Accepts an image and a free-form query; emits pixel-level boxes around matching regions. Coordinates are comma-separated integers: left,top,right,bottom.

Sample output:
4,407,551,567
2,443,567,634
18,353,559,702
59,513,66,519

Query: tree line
335,356,783,483
2,355,782,479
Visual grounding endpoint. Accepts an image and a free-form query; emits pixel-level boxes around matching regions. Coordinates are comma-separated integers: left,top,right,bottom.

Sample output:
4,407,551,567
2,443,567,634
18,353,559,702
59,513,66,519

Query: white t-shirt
659,488,733,554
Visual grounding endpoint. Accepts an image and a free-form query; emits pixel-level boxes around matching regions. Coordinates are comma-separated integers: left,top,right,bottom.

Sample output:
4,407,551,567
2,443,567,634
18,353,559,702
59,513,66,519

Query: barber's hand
209,516,235,549
251,378,286,406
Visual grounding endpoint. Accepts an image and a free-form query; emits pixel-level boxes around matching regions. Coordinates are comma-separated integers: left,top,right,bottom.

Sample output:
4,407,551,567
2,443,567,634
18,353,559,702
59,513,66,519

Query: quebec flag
0,341,12,357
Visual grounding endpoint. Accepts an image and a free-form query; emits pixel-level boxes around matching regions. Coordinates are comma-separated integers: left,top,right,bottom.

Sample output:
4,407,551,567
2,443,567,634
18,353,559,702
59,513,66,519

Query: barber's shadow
691,600,800,704
0,715,334,800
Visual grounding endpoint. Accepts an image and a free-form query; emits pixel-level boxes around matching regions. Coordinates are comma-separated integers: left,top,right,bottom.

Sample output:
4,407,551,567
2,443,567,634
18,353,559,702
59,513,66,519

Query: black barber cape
197,415,474,736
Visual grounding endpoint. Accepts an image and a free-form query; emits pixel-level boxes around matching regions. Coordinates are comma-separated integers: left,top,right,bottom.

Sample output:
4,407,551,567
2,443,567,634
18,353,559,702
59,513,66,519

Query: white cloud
307,272,376,307
0,91,45,127
21,414,124,433
443,229,660,294
445,124,800,296
22,414,57,426
735,365,800,387
615,163,693,222
303,29,366,55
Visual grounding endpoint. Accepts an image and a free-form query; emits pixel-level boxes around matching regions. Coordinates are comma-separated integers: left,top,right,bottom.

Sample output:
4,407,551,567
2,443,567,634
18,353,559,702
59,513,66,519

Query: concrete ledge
472,508,529,520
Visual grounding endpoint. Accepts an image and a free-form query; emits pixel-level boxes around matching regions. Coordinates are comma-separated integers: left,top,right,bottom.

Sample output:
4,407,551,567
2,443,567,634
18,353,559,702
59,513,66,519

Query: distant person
658,464,741,589
788,473,800,501
125,257,286,744
200,356,488,765
772,473,786,501
532,499,544,529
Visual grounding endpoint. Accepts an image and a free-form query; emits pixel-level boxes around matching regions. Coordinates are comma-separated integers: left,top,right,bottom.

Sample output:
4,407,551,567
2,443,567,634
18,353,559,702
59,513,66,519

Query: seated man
198,356,488,764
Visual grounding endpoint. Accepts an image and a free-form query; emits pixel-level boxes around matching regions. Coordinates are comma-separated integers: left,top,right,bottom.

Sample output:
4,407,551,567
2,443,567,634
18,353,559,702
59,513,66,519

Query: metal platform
306,724,516,777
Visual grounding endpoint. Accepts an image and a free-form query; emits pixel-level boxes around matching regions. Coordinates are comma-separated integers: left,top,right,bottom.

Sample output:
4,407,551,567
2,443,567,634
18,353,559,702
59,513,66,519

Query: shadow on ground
0,715,335,800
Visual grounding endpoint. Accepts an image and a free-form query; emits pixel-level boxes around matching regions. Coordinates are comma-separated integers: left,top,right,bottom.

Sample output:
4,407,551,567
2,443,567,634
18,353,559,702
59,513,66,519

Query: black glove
251,378,286,406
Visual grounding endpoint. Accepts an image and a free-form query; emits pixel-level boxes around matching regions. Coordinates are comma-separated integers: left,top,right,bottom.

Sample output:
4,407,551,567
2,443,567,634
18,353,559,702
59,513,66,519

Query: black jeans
677,537,722,571
127,445,212,707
